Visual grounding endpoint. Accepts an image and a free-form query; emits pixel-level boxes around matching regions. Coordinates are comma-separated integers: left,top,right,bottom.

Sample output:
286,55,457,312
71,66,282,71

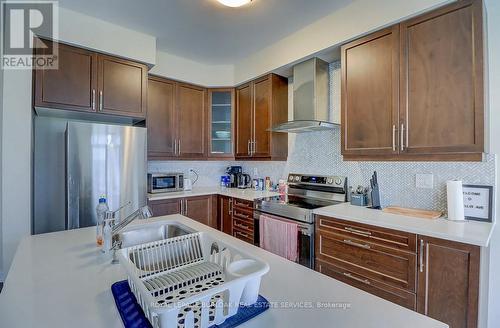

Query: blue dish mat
111,280,269,328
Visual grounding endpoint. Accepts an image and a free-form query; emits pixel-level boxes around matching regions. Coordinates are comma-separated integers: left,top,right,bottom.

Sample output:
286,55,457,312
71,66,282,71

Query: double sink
116,221,196,249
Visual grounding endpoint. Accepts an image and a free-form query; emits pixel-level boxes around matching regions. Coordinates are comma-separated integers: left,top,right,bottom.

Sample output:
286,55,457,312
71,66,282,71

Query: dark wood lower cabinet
417,236,480,328
184,195,217,228
219,196,233,234
216,196,255,244
315,259,416,310
315,216,480,328
148,195,216,228
149,198,181,216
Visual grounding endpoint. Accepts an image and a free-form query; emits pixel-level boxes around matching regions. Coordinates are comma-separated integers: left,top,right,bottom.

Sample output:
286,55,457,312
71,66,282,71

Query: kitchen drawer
316,259,416,310
232,216,254,233
232,207,254,225
232,198,253,211
316,229,416,292
232,226,254,244
316,215,417,253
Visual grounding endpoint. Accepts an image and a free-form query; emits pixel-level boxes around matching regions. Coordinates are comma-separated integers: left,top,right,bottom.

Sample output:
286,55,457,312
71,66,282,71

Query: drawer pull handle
234,212,249,219
344,227,371,236
235,231,251,239
235,223,251,230
343,272,371,285
343,239,371,249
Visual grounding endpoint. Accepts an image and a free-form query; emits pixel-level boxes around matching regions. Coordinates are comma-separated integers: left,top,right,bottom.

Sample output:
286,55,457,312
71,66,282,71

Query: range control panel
287,173,346,188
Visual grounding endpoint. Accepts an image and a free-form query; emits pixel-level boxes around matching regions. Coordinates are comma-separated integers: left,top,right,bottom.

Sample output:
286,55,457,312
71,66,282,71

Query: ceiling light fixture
217,0,252,8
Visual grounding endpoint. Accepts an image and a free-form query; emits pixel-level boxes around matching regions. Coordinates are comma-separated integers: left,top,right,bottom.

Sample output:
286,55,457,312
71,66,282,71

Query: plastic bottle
96,196,109,246
103,219,112,253
265,177,271,191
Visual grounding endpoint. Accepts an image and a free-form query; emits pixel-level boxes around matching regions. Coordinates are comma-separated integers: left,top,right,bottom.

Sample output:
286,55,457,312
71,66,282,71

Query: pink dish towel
259,214,299,262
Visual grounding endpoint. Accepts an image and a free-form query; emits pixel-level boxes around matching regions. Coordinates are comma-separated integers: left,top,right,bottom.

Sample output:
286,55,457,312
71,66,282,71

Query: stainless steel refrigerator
33,117,147,234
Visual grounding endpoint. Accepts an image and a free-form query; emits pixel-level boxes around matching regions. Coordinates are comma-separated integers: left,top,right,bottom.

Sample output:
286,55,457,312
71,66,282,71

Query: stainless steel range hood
271,57,339,133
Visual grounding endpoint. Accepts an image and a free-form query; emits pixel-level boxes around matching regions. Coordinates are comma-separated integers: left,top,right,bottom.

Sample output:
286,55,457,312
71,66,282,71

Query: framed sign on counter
462,184,493,222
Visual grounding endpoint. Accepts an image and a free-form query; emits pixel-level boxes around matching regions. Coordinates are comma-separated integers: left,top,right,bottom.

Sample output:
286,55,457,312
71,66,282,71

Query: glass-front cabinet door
208,89,235,158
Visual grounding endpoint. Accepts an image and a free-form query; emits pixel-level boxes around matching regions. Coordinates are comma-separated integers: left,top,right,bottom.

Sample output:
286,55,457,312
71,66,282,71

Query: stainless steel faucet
105,202,153,264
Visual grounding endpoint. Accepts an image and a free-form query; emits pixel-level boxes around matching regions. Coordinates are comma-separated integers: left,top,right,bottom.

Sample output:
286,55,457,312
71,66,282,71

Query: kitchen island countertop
0,215,447,328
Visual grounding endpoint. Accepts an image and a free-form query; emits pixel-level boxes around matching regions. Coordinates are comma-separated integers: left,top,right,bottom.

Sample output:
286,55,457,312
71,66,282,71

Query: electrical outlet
416,173,434,189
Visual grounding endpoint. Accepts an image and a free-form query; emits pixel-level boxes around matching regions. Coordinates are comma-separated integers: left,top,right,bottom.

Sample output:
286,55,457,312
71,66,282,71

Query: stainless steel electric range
254,173,347,268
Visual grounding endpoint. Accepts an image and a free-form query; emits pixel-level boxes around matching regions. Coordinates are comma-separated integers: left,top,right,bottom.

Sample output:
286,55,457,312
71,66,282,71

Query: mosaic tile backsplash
149,62,497,212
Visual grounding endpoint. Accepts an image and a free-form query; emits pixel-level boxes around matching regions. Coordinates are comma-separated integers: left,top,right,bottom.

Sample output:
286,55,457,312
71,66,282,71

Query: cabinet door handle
400,123,405,151
92,89,96,110
344,227,371,236
343,239,370,249
247,140,251,156
419,239,424,273
99,91,103,111
178,140,181,155
252,140,256,155
174,139,177,155
343,272,371,285
424,241,429,316
392,125,396,151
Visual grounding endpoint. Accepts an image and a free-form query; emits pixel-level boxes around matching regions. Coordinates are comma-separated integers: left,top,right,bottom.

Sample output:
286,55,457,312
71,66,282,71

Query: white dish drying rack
118,231,270,328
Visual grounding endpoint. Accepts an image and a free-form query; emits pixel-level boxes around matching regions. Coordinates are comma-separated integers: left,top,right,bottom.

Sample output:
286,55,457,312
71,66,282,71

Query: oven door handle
254,211,313,236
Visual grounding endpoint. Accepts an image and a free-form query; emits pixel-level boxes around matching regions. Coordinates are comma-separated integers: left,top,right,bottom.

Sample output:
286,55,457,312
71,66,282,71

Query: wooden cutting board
382,206,442,219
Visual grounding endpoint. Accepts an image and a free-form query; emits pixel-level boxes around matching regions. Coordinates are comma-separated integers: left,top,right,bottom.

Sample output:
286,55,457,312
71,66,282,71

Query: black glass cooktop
258,195,340,210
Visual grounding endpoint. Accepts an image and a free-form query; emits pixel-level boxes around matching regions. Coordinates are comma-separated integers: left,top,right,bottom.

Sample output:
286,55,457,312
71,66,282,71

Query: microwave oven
148,173,184,193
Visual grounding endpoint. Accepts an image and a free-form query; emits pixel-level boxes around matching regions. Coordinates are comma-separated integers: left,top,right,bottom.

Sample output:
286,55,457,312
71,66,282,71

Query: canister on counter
259,178,264,191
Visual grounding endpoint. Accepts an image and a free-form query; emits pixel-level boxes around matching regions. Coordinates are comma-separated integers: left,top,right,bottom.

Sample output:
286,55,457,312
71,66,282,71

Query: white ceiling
58,0,353,65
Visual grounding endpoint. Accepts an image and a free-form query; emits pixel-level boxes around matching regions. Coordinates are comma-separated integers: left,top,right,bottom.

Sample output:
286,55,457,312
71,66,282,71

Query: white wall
234,0,452,83
45,7,157,65
1,69,32,279
485,1,500,327
150,51,235,87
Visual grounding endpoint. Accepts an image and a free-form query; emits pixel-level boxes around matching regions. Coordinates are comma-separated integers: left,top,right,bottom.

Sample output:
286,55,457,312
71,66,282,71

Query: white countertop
0,215,447,328
148,186,279,202
314,203,495,247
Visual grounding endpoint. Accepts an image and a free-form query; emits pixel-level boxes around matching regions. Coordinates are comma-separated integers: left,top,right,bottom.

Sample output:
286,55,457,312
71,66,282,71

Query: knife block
370,185,381,209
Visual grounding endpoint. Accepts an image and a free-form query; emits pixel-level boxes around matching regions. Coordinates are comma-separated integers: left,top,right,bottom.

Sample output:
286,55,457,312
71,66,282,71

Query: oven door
254,210,314,269
149,174,180,193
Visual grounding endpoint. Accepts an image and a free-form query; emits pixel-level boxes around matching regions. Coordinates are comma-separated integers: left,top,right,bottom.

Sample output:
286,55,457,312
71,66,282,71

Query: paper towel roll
447,180,465,221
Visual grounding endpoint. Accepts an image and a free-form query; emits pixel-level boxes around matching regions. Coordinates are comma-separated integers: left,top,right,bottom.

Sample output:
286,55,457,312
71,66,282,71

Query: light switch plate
416,173,434,189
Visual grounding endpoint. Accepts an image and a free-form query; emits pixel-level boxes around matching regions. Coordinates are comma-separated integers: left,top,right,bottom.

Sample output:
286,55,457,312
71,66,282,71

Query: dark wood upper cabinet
400,0,483,156
146,76,206,160
147,77,177,158
417,236,480,328
235,83,253,158
34,39,148,119
235,74,288,160
34,40,97,112
341,26,400,157
97,55,147,118
253,76,272,157
177,83,207,158
341,0,484,161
